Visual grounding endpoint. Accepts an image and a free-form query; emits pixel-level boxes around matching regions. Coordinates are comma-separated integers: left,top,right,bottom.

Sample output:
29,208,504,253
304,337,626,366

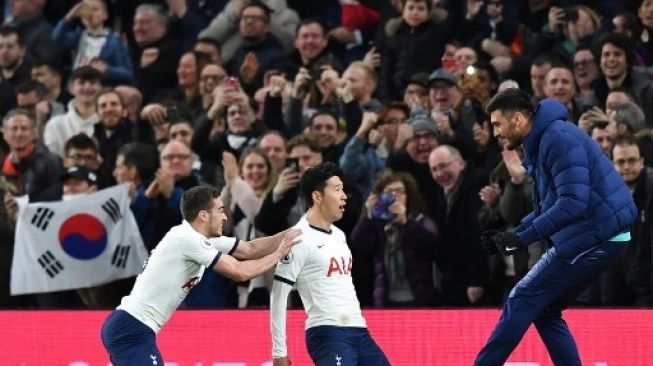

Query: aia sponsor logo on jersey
326,256,352,277
181,276,200,292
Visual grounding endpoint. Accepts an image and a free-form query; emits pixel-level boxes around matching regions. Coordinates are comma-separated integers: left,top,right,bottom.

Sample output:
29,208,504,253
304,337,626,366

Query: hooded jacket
514,98,637,258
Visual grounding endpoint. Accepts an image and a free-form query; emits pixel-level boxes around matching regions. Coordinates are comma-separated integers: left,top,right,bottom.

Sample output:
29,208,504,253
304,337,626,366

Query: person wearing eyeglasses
226,1,288,95
198,0,299,66
602,134,653,306
199,63,227,110
572,45,598,106
136,140,206,250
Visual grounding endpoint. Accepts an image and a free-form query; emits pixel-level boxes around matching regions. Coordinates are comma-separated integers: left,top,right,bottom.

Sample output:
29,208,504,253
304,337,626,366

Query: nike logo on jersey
317,244,325,249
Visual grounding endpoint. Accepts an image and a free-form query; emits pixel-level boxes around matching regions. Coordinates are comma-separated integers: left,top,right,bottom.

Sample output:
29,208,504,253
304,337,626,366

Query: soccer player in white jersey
101,186,301,365
270,162,390,366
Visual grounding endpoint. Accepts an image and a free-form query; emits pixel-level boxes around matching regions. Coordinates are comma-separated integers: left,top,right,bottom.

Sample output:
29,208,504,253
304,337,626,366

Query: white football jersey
118,220,221,333
274,216,366,329
208,236,240,254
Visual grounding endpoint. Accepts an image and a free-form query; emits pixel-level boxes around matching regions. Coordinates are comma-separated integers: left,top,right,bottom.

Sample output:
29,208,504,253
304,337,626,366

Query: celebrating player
101,185,301,365
270,162,390,366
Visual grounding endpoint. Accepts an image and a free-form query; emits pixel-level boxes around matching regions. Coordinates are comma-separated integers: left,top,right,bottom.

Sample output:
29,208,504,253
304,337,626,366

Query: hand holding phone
285,157,299,173
371,192,396,220
166,106,181,123
225,76,240,90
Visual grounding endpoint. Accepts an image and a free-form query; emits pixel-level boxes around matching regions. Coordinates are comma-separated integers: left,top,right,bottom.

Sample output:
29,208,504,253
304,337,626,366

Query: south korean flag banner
10,184,148,295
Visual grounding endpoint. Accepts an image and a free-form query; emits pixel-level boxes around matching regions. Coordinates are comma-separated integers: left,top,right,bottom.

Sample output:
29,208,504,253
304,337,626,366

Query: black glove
492,231,521,255
480,230,500,255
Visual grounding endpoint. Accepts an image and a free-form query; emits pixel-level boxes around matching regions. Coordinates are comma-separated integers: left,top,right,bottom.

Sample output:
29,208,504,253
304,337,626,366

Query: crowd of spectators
1,0,652,309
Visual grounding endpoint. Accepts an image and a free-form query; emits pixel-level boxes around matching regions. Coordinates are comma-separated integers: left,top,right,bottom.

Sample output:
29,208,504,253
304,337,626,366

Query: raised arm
232,229,291,260
212,229,301,281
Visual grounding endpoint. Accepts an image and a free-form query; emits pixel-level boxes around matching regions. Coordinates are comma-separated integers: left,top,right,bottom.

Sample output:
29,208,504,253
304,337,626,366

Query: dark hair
15,80,47,98
544,63,574,81
300,162,343,207
532,53,560,67
594,32,634,70
612,133,641,153
472,60,499,88
309,109,340,132
607,86,637,102
181,186,221,222
70,66,102,83
32,58,64,76
612,11,642,41
376,101,410,124
65,133,98,156
195,37,221,55
370,170,429,215
0,25,23,46
287,135,321,154
401,0,432,12
117,142,159,182
588,122,608,136
485,88,535,120
181,51,212,87
295,18,328,37
196,37,220,48
242,0,272,21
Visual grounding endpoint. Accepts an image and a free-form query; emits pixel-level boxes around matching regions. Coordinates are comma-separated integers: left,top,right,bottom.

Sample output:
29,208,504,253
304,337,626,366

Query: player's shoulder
163,223,208,249
331,224,346,238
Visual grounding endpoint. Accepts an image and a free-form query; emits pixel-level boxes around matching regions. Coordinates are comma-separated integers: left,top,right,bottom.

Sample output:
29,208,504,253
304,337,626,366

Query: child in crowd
52,0,133,85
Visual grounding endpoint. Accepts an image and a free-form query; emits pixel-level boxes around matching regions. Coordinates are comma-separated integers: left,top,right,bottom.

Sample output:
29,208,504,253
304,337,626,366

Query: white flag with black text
10,184,148,295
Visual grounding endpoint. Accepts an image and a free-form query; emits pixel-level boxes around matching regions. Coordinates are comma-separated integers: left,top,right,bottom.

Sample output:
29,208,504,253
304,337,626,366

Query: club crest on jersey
335,354,342,366
281,251,293,264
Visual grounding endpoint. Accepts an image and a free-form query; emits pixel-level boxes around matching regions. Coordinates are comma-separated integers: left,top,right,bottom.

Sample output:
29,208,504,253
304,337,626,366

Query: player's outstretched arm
212,228,301,281
271,275,293,364
232,228,291,260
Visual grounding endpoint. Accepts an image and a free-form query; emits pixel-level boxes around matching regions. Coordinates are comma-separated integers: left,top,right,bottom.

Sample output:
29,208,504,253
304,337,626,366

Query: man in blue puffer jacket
474,89,637,366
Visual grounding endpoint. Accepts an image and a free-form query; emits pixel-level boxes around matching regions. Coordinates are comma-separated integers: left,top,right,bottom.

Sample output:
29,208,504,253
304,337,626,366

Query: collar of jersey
308,223,332,234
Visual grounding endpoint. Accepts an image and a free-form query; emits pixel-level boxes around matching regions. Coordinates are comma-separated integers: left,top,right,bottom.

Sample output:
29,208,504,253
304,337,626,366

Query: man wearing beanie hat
385,114,444,221
410,114,438,138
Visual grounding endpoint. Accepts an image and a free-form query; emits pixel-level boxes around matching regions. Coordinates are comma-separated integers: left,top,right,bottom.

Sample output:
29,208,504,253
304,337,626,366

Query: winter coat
515,98,637,257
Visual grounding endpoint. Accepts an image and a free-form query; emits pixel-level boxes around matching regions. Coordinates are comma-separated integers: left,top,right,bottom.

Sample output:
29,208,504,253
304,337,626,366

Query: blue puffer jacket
514,98,637,257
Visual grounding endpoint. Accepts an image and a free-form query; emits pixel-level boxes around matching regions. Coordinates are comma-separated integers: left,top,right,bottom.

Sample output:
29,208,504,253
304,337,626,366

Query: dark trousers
101,310,163,366
474,241,627,366
306,325,390,366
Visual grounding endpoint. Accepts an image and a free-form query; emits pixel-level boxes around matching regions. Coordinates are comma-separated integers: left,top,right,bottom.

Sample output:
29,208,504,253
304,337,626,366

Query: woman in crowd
351,170,441,307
